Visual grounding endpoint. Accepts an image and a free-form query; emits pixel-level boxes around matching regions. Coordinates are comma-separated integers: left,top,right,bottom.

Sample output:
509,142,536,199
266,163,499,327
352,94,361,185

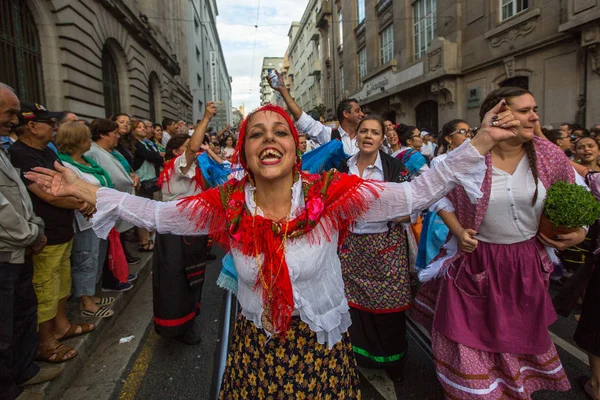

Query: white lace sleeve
361,140,485,222
91,188,209,239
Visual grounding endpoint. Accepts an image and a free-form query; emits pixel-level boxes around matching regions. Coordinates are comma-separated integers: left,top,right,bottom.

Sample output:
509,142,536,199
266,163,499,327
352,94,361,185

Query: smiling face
153,126,162,141
132,121,146,140
115,115,130,136
357,119,384,157
243,110,297,182
506,93,539,143
576,137,600,167
386,130,399,148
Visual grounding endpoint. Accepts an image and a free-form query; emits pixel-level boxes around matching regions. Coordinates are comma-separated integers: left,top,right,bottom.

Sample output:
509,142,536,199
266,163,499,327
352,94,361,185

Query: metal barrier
214,291,238,399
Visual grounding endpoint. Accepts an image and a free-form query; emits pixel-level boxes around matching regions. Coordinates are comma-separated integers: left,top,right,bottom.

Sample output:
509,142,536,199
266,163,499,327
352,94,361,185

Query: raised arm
266,71,332,145
362,99,520,222
184,102,216,172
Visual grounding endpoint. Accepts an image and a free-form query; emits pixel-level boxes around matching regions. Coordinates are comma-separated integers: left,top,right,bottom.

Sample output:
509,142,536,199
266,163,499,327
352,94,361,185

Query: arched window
0,0,44,102
148,80,156,122
148,72,160,122
102,45,120,118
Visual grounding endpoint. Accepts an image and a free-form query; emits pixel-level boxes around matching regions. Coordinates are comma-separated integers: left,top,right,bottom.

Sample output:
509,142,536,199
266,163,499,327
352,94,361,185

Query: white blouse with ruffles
91,140,486,348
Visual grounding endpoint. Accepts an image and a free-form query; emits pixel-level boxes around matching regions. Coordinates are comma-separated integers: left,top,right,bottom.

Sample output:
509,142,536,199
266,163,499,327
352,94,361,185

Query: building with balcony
0,0,197,122
187,0,232,129
284,0,326,116
259,57,284,106
317,0,600,132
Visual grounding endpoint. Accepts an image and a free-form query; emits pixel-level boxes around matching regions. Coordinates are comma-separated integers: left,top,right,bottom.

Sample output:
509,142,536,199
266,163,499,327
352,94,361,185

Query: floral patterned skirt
219,313,361,399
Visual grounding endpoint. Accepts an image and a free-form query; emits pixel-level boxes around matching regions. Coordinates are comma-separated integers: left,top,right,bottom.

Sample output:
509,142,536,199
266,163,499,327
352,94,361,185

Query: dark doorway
416,100,438,134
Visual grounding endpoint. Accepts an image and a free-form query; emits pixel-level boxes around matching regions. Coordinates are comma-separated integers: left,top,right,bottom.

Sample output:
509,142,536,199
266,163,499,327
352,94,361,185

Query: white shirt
161,131,172,146
420,142,434,158
91,140,486,347
477,157,547,244
347,152,389,234
295,112,358,156
161,155,203,202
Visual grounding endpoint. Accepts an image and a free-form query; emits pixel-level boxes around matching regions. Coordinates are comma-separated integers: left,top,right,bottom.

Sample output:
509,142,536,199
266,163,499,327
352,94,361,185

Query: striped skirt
219,314,361,399
432,329,570,399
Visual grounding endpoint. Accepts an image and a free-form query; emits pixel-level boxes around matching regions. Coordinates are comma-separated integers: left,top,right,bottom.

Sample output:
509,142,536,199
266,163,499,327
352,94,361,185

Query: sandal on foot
37,340,78,363
94,297,116,306
57,323,95,341
138,241,154,252
81,306,114,319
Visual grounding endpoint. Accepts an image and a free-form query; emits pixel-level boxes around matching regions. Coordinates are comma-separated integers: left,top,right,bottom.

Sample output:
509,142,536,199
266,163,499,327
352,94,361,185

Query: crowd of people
1,67,599,400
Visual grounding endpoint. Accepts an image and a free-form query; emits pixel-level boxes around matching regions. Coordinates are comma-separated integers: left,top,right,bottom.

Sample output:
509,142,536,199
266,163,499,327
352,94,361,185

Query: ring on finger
491,120,499,127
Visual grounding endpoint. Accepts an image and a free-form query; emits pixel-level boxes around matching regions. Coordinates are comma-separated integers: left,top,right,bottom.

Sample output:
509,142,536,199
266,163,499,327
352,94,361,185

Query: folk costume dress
90,104,488,399
152,155,209,337
337,150,412,380
413,137,575,399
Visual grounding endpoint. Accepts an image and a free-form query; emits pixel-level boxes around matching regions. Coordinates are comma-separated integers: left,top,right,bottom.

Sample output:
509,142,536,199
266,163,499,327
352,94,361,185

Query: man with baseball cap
9,100,96,368
419,130,436,160
0,85,64,399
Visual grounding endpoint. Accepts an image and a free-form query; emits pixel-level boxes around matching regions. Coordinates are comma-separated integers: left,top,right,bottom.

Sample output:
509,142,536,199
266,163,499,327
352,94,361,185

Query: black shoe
175,320,202,345
125,254,141,265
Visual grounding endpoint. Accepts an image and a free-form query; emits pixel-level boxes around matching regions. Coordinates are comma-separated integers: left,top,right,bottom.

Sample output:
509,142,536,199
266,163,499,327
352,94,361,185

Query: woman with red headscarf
25,102,519,398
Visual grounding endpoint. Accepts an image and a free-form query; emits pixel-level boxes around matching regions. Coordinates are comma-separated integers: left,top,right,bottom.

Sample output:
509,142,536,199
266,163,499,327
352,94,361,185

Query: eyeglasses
450,129,472,136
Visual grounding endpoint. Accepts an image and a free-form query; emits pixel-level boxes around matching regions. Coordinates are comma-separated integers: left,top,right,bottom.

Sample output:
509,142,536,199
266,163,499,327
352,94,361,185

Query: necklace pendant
261,305,275,334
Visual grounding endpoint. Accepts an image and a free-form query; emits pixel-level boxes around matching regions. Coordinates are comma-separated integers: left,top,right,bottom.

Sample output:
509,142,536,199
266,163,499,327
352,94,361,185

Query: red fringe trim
157,155,206,193
176,171,385,336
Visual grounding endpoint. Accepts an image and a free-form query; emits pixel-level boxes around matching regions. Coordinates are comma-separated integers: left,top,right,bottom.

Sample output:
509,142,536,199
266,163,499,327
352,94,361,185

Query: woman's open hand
25,161,81,198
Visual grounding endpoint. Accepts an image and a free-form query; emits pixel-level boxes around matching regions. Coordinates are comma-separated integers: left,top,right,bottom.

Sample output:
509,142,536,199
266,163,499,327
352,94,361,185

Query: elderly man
9,101,96,368
0,84,61,400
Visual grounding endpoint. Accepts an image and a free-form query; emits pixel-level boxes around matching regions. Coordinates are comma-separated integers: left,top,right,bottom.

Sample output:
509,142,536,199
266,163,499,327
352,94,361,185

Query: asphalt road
111,249,593,400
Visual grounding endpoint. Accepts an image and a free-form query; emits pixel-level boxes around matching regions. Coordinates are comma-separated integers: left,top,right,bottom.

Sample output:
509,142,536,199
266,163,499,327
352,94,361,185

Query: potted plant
539,181,600,238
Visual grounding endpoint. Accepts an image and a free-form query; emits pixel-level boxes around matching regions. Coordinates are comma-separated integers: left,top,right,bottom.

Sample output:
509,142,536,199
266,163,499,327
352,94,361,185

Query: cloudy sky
216,0,309,113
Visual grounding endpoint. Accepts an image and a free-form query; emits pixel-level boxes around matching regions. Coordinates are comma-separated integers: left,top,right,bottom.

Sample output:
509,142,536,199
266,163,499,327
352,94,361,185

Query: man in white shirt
161,118,177,146
266,71,364,156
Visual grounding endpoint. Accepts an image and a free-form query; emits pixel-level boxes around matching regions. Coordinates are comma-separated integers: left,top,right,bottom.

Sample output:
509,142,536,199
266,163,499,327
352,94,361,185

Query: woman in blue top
393,124,429,177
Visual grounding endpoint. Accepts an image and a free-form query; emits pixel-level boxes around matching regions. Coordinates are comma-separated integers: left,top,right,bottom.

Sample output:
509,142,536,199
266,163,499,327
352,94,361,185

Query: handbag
107,228,129,283
140,177,160,193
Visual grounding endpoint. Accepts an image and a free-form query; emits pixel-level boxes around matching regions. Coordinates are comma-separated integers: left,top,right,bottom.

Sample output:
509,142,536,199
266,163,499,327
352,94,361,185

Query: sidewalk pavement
19,244,153,400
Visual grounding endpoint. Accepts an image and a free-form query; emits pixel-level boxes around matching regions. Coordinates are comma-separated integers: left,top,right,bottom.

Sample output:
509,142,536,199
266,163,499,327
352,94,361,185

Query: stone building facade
315,0,600,132
1,0,201,122
284,0,326,113
188,0,232,128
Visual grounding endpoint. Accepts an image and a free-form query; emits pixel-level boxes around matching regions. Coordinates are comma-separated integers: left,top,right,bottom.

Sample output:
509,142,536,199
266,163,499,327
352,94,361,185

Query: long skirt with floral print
219,313,361,399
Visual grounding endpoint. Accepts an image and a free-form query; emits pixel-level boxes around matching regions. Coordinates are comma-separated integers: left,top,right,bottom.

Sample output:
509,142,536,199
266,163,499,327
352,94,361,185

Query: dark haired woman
130,119,164,252
413,87,585,399
394,124,429,177
416,120,472,271
152,123,166,154
337,116,411,390
26,99,519,398
152,103,215,344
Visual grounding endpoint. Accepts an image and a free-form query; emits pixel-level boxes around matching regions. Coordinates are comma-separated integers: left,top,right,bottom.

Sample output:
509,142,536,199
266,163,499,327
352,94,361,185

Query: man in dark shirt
9,102,95,364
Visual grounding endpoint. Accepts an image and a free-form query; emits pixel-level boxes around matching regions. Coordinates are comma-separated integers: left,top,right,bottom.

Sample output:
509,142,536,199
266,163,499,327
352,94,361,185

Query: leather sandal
138,241,154,252
57,323,95,341
37,340,78,363
81,306,114,319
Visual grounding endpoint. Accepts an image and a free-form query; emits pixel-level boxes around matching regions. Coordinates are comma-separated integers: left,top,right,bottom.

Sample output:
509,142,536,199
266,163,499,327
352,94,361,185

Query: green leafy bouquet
540,182,600,236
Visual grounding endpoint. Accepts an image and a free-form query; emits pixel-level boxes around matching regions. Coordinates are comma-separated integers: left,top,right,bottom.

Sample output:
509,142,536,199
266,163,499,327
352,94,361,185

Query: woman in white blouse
413,87,586,399
26,102,518,399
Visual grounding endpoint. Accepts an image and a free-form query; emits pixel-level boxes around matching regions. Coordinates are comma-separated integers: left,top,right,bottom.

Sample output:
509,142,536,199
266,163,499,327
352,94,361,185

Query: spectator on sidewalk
58,111,78,128
9,101,96,365
152,123,166,155
161,118,177,147
85,119,138,289
419,130,436,160
55,122,115,319
0,83,62,400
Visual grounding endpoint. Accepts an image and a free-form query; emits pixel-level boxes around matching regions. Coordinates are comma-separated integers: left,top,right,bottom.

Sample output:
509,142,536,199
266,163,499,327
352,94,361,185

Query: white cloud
217,0,309,112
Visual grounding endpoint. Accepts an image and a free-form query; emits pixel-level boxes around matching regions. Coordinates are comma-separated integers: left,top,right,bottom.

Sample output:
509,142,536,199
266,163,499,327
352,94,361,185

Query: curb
23,245,153,400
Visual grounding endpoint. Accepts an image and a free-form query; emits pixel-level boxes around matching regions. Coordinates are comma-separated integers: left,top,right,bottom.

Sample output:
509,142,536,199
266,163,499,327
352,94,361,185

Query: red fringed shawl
178,169,382,336
157,155,206,192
